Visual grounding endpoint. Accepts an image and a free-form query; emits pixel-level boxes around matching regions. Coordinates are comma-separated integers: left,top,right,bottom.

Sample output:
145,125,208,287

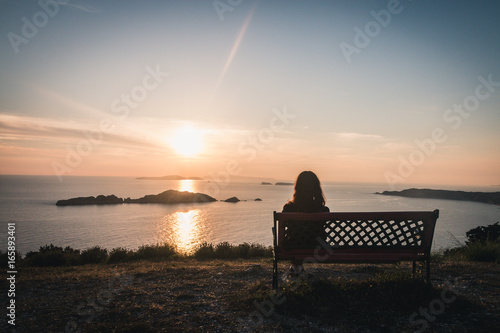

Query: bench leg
426,259,431,284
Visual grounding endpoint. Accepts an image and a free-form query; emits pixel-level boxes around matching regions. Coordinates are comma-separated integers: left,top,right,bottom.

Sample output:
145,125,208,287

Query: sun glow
168,126,204,157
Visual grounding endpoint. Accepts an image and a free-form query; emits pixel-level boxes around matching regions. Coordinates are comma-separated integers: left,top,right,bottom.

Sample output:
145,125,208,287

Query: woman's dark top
281,201,330,248
282,201,329,213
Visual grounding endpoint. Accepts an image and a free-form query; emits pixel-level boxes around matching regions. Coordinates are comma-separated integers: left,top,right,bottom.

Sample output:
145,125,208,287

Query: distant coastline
376,188,500,206
261,181,294,186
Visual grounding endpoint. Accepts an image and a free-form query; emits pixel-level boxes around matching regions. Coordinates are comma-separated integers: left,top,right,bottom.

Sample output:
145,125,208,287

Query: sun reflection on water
160,209,201,254
179,179,195,193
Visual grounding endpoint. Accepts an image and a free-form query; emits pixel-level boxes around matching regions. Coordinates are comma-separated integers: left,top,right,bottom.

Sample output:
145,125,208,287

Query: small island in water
376,188,500,206
56,190,216,206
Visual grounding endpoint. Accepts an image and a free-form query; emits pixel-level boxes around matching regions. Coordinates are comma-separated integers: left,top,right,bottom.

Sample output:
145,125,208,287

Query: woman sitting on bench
282,170,329,277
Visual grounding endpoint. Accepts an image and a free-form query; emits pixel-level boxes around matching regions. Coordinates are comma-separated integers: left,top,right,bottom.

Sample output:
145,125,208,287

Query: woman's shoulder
282,201,298,212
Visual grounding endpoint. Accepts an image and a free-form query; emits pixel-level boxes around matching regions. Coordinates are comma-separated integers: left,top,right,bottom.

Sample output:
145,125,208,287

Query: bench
272,210,439,289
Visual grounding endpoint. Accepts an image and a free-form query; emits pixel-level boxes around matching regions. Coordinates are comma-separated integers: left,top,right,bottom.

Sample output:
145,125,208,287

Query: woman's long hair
291,171,326,210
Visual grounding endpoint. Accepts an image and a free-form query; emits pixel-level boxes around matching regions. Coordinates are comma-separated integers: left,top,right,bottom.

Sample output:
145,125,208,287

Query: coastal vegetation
0,242,273,268
2,223,498,268
434,222,500,263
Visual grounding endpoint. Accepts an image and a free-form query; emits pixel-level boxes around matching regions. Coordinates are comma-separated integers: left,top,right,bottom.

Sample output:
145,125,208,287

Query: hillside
376,188,500,205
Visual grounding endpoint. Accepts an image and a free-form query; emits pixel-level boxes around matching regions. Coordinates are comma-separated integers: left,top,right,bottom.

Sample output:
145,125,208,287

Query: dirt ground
2,259,499,332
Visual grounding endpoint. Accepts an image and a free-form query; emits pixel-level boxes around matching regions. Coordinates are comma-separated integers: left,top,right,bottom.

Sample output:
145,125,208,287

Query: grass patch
436,240,500,263
9,242,272,267
435,222,500,263
464,240,500,262
192,242,272,260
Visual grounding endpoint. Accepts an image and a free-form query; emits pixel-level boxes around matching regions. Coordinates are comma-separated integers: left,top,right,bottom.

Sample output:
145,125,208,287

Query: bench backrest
274,210,439,256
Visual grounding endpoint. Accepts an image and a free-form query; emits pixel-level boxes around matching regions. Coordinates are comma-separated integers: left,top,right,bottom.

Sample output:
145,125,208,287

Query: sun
168,126,204,157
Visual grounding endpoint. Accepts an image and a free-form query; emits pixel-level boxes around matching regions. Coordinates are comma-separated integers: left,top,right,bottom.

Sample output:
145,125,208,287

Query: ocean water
1,175,499,255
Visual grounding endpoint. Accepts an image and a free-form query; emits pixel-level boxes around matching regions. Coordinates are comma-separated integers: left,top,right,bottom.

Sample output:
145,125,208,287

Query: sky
0,0,499,188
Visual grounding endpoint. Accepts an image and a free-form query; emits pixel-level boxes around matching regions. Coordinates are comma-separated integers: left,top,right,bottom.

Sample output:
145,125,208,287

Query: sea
1,175,499,255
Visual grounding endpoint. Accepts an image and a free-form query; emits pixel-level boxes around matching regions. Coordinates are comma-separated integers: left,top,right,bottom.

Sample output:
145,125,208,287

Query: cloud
0,114,163,150
382,142,414,152
333,132,384,140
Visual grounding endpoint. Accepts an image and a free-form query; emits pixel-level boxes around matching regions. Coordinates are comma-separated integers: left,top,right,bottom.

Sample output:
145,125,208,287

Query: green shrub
193,242,215,259
20,241,273,266
235,242,272,258
80,246,108,264
25,244,80,267
464,240,500,262
108,247,132,263
439,222,500,263
466,222,500,244
192,242,272,259
215,242,235,259
134,243,176,261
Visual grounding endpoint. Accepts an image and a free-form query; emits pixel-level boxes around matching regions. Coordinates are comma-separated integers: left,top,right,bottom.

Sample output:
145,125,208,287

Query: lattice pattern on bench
283,218,425,249
274,210,439,289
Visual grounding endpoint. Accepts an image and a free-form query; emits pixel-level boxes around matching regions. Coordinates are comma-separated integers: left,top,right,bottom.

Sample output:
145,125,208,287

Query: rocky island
223,196,240,203
55,195,124,206
376,188,500,205
56,190,216,206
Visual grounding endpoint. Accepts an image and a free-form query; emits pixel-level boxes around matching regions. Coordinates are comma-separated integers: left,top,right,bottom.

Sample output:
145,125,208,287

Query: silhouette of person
282,171,329,213
282,171,329,277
